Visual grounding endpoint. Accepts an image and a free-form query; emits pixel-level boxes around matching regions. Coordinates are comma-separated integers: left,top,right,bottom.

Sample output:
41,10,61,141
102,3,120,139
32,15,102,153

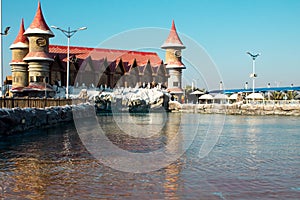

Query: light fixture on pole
219,81,223,91
0,0,10,97
247,52,260,99
0,26,10,97
267,82,271,100
192,79,198,91
51,26,87,98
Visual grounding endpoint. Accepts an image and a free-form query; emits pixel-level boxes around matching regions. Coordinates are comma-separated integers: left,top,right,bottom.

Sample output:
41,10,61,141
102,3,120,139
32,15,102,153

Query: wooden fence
0,97,87,109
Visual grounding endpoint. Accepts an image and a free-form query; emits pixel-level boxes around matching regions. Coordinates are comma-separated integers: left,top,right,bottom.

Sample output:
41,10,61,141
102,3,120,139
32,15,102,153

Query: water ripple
0,115,299,199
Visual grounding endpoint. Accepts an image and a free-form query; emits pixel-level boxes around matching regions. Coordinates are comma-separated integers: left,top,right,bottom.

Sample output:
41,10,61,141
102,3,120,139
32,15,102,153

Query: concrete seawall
170,102,300,116
0,103,95,136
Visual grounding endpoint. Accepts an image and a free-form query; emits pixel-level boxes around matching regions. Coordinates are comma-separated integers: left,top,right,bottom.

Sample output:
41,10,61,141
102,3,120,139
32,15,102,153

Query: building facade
9,2,185,98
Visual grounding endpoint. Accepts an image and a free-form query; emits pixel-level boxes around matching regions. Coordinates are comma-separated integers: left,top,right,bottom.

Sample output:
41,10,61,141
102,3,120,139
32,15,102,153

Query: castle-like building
9,2,186,98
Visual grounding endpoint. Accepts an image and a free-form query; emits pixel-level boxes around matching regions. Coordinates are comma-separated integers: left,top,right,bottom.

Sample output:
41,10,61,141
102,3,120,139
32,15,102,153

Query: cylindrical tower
161,20,186,99
23,1,54,89
9,19,29,89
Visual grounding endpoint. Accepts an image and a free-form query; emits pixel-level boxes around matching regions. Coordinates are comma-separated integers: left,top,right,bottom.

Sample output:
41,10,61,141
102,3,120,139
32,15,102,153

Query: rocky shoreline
0,103,95,136
1,102,300,136
170,102,300,116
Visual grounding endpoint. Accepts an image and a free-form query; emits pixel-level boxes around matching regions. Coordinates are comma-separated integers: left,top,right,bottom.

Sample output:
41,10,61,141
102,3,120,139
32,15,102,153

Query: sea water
0,113,299,199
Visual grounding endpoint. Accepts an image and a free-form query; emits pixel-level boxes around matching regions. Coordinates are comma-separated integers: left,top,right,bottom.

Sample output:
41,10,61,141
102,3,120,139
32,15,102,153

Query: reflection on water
0,114,300,199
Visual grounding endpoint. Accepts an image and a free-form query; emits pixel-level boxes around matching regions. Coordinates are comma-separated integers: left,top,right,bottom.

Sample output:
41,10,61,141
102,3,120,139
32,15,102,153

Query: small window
36,76,44,82
173,82,178,87
30,76,35,82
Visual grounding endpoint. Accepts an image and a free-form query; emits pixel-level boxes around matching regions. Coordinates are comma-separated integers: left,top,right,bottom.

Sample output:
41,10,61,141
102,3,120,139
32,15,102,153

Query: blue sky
2,0,300,90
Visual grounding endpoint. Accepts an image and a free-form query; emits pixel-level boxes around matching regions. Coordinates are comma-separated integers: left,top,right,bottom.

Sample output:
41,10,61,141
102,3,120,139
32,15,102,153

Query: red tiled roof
161,20,185,49
25,82,53,91
23,51,53,61
11,83,54,92
49,45,163,70
10,18,29,49
11,86,24,92
166,60,185,68
167,87,184,94
24,1,54,37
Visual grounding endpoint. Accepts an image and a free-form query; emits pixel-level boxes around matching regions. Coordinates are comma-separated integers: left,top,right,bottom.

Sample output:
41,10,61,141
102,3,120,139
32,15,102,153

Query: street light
51,26,87,98
0,0,11,96
219,81,223,90
0,26,10,97
267,82,271,100
247,52,260,96
192,79,198,91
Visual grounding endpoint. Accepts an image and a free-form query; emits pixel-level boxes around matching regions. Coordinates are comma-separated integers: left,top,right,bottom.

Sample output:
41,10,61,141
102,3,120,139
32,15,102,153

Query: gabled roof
48,45,163,68
24,1,54,37
161,20,185,49
10,18,29,49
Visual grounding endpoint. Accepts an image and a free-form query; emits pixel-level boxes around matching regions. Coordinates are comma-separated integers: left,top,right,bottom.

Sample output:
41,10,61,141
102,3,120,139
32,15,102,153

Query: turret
9,19,29,89
161,20,185,98
23,1,54,89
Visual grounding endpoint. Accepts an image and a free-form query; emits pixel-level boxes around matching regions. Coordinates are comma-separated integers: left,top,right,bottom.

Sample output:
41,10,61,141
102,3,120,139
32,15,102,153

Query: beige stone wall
28,61,50,83
12,70,28,88
28,35,49,52
165,49,181,64
11,49,29,62
26,35,51,84
11,48,29,88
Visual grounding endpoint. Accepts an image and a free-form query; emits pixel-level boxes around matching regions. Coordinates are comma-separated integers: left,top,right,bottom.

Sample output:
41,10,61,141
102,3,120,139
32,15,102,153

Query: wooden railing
0,97,87,109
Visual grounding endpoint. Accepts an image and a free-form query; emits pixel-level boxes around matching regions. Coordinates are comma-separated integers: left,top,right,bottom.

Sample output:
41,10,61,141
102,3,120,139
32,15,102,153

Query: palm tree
286,91,297,100
270,91,284,100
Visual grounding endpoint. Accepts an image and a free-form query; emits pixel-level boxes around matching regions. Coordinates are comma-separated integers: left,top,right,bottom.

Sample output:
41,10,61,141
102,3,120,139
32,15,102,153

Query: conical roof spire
10,18,29,49
24,1,54,37
161,20,185,49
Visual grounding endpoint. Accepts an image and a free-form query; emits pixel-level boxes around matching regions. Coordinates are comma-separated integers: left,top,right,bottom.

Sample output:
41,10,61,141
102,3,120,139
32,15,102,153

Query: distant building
9,2,185,98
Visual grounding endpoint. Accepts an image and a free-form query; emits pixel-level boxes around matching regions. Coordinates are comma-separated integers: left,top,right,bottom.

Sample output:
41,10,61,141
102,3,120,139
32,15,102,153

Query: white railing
245,100,300,105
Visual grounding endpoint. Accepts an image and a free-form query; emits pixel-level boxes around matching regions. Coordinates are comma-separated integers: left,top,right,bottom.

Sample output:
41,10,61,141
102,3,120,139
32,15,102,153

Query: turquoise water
0,113,299,199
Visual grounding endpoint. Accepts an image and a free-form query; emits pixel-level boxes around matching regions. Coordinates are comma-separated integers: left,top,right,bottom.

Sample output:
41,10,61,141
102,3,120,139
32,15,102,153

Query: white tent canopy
213,93,229,99
190,90,204,95
229,93,239,100
246,93,264,99
199,94,213,100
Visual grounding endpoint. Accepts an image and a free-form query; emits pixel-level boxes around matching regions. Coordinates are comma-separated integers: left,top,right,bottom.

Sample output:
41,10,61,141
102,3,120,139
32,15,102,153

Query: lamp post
247,52,260,98
219,81,223,91
0,0,10,97
192,79,198,91
245,82,248,89
51,26,87,98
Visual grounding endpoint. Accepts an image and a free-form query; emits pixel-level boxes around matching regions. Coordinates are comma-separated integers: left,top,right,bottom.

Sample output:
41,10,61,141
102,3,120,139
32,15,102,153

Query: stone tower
10,19,29,89
23,1,54,88
161,20,186,97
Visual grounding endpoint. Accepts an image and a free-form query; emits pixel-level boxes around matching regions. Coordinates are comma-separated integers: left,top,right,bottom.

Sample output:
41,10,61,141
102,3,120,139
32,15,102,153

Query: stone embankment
169,102,300,116
0,103,95,136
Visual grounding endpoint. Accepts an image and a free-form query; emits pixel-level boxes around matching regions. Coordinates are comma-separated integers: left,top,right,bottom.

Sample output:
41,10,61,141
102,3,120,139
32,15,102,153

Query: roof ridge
49,44,159,55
